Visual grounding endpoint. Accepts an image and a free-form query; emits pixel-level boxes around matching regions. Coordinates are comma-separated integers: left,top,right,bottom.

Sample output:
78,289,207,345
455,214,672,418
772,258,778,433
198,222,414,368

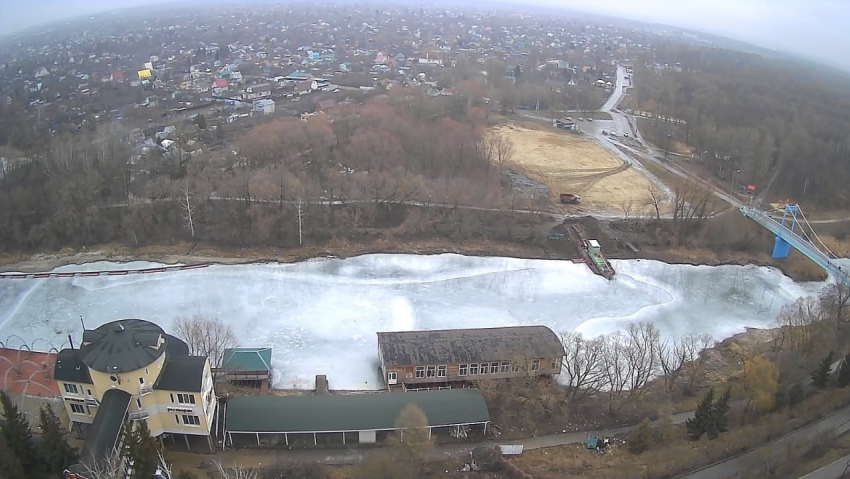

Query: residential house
253,99,276,115
222,347,273,388
243,83,272,100
316,99,336,112
55,319,217,469
296,80,319,95
376,326,564,391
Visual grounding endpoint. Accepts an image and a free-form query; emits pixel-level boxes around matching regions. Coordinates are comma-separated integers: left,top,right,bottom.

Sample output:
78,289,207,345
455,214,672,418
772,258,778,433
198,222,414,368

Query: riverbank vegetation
630,45,850,208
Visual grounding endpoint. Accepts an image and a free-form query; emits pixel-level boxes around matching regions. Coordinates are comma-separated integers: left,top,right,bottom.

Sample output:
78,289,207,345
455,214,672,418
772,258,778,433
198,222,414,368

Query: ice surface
0,254,828,390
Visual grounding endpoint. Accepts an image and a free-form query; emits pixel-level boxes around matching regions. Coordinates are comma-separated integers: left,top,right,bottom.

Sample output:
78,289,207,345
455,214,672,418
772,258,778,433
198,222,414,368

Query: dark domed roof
79,319,167,374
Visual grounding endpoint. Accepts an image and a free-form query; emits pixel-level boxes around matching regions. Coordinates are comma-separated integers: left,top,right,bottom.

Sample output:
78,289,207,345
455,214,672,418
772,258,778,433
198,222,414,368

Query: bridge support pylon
772,204,799,259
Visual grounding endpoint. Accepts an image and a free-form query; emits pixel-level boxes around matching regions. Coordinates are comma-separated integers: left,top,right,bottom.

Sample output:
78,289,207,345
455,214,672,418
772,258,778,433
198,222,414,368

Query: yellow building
55,319,216,464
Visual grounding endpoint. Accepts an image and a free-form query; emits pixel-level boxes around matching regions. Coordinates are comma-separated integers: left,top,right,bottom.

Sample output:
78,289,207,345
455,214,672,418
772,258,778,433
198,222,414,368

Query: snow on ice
0,254,827,390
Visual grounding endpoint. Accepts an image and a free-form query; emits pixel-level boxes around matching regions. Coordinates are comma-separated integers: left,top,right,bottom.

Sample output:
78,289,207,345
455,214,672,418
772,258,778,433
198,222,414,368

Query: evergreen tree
0,391,39,477
39,405,78,473
838,354,850,388
627,418,653,454
120,420,137,464
0,440,24,479
773,386,789,411
130,421,159,479
710,387,732,438
686,388,714,440
812,351,835,389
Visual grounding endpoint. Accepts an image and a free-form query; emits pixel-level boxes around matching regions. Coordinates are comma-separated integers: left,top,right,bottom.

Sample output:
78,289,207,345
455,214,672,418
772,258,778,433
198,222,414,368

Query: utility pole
731,169,740,194
297,198,303,246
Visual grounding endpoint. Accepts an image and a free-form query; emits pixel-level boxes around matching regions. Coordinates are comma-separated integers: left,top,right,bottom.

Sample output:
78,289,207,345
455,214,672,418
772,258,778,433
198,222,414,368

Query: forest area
631,45,850,208
0,89,549,255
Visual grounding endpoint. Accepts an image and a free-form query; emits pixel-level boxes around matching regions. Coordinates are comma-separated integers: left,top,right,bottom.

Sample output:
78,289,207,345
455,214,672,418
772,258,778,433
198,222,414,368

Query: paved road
800,453,850,479
676,404,850,479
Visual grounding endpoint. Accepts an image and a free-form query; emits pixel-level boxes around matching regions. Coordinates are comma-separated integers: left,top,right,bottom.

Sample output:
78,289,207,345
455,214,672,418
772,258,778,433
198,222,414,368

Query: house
222,347,273,388
111,71,125,82
376,326,564,391
214,78,229,90
316,99,336,112
296,80,318,94
284,71,312,82
243,83,272,100
55,319,217,468
253,99,276,115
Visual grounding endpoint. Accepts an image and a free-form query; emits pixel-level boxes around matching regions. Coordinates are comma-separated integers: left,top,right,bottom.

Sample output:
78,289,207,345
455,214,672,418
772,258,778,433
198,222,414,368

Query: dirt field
496,125,658,213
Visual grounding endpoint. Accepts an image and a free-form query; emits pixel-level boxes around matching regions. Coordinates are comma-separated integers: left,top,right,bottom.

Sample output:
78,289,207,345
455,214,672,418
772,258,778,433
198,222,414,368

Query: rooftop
79,389,131,467
225,388,489,434
222,347,272,372
377,326,564,366
155,355,207,392
79,319,169,374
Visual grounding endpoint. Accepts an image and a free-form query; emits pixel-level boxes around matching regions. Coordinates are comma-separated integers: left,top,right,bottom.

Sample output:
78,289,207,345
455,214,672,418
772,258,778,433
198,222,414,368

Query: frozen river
0,254,831,390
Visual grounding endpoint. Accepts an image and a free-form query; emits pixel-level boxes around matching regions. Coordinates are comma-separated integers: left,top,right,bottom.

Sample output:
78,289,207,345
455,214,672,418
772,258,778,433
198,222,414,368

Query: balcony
128,409,150,420
84,396,99,406
140,383,154,396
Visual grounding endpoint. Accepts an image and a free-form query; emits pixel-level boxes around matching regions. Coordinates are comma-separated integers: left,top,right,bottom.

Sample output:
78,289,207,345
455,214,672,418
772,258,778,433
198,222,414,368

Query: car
579,117,584,121
587,118,593,122
624,132,630,137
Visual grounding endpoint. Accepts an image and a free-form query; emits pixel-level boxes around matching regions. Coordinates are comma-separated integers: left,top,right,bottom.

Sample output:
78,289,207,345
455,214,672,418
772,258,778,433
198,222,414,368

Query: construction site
494,123,659,214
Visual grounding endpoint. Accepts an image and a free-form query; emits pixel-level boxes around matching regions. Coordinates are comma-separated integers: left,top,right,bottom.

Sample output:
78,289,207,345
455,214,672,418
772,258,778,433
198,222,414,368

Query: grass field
495,124,658,213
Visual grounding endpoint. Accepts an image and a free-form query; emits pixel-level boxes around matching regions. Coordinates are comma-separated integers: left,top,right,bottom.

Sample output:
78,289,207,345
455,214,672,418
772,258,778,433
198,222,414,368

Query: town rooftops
54,348,93,385
225,388,489,434
377,326,564,366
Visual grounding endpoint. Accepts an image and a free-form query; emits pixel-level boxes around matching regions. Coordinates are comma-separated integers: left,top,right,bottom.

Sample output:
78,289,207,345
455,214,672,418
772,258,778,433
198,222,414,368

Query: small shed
222,348,272,388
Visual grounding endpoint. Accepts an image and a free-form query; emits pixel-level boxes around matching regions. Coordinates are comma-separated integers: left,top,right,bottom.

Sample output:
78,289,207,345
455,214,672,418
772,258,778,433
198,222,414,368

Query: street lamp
731,169,741,193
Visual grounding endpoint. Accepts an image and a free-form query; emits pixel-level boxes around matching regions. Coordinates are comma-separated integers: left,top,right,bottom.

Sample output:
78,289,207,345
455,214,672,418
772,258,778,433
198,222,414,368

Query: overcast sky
1,0,848,70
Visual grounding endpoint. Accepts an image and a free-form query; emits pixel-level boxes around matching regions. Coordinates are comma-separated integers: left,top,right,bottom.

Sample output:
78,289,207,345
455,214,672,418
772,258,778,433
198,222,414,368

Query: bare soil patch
495,125,657,213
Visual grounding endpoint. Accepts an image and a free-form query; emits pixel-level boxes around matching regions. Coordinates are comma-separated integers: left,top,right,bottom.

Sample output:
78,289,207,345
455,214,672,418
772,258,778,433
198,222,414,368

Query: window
177,394,196,405
470,363,479,375
531,359,540,372
182,415,200,426
512,364,522,372
426,366,436,378
139,377,145,384
490,363,499,374
459,364,468,376
175,415,180,424
136,399,142,408
437,365,446,378
63,383,78,394
70,403,85,414
501,361,510,373
480,363,488,374
415,366,425,379
87,389,92,396
170,394,175,403
551,358,560,370
145,368,149,375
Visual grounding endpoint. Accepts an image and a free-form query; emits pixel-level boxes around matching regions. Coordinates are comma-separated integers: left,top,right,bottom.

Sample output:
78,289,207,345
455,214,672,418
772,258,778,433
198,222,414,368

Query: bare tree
215,461,258,479
820,280,850,327
394,404,433,466
173,314,239,367
658,336,689,392
600,332,629,415
682,333,714,389
180,177,195,238
560,332,606,401
623,322,661,396
645,184,666,221
620,199,635,222
79,451,126,479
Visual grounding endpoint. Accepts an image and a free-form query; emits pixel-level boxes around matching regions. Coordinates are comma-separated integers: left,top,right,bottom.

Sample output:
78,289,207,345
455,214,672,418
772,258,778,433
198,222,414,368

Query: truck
560,193,581,204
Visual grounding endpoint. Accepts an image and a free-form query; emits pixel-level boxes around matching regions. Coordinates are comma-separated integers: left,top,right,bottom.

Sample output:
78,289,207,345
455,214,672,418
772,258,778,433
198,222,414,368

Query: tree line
0,89,552,254
632,45,850,207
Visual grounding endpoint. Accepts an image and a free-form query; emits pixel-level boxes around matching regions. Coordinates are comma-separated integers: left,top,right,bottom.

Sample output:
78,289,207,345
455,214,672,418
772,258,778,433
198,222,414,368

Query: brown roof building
376,326,564,390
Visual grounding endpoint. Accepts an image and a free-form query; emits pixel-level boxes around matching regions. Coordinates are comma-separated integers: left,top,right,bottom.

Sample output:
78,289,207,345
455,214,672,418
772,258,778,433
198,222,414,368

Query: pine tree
710,387,732,438
0,440,24,479
627,418,653,454
789,383,806,406
130,421,160,479
686,388,714,440
39,405,78,473
120,420,137,464
0,391,39,478
812,351,835,389
838,354,850,388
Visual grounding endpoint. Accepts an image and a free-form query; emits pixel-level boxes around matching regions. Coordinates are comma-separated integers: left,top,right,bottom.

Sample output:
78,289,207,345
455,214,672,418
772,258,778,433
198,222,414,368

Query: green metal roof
225,389,490,434
222,348,272,372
